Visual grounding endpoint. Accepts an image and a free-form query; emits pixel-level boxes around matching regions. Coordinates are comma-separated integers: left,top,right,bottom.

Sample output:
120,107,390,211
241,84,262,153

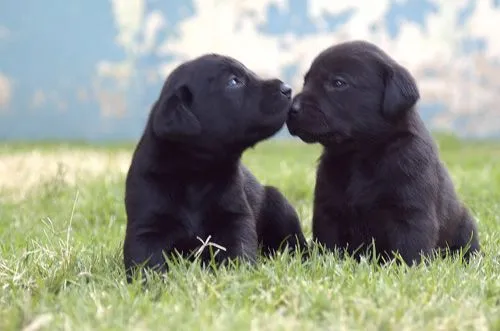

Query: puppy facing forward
123,54,307,281
287,40,480,265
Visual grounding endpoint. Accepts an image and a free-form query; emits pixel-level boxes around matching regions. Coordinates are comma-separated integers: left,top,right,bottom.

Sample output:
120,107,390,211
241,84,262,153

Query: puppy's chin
288,128,327,144
286,118,324,144
247,118,286,142
255,100,290,134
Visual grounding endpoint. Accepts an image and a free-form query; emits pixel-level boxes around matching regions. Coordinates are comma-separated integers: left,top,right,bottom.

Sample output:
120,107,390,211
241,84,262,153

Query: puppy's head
150,54,292,152
287,40,420,147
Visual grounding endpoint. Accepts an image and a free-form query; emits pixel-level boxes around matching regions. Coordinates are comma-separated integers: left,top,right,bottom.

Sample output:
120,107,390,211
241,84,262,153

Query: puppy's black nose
280,83,292,99
290,99,300,115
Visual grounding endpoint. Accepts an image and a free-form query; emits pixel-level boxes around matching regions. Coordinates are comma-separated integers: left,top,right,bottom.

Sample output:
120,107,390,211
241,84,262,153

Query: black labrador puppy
124,54,307,282
287,40,480,265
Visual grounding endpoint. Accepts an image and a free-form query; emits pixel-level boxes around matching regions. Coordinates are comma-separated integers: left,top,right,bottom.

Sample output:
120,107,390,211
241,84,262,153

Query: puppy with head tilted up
287,40,480,265
123,54,307,282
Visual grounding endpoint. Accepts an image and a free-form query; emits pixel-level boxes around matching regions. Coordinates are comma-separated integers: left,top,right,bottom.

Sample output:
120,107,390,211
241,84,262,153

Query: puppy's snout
280,83,292,99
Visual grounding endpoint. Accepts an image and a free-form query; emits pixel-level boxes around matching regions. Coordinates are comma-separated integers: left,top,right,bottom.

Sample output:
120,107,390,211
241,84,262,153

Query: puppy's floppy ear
382,63,420,118
152,85,201,139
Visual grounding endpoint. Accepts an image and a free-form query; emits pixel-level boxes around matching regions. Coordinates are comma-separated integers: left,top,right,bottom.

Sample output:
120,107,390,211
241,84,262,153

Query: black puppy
287,40,480,265
123,54,307,281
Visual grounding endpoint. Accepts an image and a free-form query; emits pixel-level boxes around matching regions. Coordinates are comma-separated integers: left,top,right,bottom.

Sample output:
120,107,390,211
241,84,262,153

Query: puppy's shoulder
381,133,436,173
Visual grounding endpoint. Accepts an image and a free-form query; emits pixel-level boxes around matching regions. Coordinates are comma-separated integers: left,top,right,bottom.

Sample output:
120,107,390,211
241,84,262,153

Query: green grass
0,136,499,331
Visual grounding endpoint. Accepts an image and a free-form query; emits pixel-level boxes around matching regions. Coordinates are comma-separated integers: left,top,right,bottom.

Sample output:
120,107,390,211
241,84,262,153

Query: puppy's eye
227,75,243,88
326,78,348,90
333,80,346,88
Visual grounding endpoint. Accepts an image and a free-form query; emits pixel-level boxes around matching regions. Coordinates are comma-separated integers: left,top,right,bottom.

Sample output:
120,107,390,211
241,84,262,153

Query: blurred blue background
1,0,499,141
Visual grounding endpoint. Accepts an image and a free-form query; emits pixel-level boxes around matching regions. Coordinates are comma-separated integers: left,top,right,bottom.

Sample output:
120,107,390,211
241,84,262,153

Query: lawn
0,136,499,331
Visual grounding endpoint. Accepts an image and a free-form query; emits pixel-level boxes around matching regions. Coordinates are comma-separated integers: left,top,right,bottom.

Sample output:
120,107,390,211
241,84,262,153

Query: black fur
287,40,480,264
124,54,307,282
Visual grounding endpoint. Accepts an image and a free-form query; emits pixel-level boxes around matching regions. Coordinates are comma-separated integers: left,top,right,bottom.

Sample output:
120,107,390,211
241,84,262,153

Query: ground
0,136,499,331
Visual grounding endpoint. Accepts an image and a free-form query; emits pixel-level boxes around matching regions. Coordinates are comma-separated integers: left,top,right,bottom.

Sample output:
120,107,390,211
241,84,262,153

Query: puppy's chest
170,183,220,235
320,161,386,211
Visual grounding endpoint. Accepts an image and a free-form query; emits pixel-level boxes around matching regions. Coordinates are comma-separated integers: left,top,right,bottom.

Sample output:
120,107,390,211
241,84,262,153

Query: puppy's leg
209,217,258,266
123,230,177,283
257,186,308,258
447,209,480,260
312,212,344,257
389,216,438,265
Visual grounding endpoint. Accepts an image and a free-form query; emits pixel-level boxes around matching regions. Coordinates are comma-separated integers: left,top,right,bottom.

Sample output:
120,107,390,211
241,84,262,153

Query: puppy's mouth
289,127,351,145
261,95,292,115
